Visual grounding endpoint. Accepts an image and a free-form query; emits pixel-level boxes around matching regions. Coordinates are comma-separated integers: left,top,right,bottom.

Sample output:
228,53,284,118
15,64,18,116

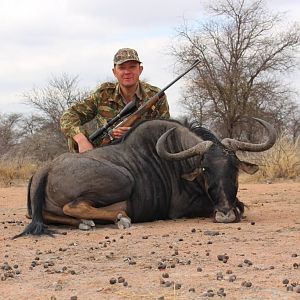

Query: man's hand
111,127,131,139
73,133,94,153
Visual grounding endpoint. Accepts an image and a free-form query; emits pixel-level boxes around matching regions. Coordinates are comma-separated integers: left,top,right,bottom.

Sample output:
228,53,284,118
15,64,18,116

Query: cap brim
115,59,141,65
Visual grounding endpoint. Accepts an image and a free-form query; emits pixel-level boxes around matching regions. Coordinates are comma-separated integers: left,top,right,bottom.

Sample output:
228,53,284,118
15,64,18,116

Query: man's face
112,61,143,88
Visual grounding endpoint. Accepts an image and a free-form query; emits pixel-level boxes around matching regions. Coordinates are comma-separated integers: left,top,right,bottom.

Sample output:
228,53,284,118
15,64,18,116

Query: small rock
55,284,63,291
158,262,166,270
217,288,226,297
109,278,117,284
175,283,181,290
217,254,229,263
244,259,253,266
282,279,289,285
203,290,214,297
164,281,172,287
204,230,220,236
242,281,252,288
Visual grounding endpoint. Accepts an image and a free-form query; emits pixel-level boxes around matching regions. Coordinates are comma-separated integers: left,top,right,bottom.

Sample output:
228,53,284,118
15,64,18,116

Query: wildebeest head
156,118,276,223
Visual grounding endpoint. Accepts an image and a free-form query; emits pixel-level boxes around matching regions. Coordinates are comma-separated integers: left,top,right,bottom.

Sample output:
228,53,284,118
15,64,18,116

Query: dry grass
239,134,300,182
0,160,39,187
0,135,299,186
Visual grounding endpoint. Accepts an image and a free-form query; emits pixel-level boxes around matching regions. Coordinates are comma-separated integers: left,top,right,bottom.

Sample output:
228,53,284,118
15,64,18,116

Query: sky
1,0,300,117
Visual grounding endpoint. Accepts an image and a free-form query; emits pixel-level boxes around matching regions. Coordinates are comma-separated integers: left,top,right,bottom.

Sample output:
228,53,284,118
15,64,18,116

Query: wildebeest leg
63,200,131,229
25,211,81,227
43,211,81,227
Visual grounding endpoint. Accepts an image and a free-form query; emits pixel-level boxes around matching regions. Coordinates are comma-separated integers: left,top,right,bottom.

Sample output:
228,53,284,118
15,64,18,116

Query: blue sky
1,0,299,117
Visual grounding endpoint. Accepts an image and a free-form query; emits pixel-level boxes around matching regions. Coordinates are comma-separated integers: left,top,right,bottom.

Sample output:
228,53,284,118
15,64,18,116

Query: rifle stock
100,93,163,145
90,59,200,146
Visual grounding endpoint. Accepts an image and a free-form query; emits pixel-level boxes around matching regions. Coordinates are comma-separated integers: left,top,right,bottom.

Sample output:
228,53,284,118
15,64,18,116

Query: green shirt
60,81,170,150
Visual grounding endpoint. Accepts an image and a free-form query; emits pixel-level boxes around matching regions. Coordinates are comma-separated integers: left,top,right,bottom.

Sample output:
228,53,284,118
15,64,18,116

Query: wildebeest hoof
78,219,95,231
116,213,131,229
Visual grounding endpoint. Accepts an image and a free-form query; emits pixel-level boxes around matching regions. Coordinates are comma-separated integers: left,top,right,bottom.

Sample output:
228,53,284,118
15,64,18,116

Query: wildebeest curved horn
221,118,277,152
156,127,213,161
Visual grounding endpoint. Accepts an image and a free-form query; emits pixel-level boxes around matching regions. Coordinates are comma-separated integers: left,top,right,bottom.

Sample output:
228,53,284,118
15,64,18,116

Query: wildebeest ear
181,168,201,181
239,161,259,174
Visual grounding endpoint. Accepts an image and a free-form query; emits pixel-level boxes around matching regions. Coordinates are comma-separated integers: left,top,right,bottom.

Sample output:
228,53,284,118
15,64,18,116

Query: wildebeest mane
182,119,222,146
109,118,222,148
108,118,183,145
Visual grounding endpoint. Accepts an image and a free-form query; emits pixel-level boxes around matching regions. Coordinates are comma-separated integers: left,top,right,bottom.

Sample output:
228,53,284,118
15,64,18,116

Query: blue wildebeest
15,118,276,237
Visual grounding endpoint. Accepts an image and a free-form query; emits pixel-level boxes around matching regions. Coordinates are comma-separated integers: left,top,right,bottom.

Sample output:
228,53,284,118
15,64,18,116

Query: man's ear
139,65,143,75
239,160,259,174
112,67,117,77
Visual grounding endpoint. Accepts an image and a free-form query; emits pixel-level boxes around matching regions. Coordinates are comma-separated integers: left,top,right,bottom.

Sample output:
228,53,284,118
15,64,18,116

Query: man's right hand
111,126,131,139
73,133,94,153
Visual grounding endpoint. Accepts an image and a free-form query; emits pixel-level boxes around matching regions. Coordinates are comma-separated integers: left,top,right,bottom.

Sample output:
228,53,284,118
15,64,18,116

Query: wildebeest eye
202,167,206,172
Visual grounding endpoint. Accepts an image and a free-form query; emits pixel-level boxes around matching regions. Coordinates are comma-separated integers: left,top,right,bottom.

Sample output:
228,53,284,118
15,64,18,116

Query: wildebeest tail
13,168,54,238
26,176,33,217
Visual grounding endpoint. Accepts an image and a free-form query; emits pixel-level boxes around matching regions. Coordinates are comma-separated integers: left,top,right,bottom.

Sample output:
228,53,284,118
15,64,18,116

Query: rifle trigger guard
108,130,114,141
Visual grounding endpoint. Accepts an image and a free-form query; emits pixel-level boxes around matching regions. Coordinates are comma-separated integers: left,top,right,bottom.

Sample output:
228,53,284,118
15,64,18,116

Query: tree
21,73,90,160
0,113,23,155
23,73,88,133
170,0,300,139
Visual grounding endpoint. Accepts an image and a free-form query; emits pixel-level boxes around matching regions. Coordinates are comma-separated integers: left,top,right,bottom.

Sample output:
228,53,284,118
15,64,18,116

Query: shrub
240,134,300,182
0,159,39,187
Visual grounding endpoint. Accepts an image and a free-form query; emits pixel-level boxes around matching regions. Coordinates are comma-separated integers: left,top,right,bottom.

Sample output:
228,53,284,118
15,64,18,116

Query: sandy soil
0,180,300,300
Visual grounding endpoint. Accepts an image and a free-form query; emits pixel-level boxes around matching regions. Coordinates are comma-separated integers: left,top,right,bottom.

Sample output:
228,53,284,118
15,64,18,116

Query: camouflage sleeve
60,93,98,138
156,93,170,119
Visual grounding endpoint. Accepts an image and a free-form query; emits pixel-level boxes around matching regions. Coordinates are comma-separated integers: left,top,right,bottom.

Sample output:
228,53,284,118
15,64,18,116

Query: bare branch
171,0,300,138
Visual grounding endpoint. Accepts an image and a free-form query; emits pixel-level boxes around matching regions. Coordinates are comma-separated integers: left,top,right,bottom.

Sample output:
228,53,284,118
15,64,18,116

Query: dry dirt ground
0,180,300,300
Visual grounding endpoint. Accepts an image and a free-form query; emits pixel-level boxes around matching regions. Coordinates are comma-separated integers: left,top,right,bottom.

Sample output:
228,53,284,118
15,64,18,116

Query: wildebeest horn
156,127,213,160
221,118,277,152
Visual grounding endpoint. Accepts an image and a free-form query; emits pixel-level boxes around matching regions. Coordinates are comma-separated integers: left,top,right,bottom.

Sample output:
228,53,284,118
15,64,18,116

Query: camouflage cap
113,48,141,65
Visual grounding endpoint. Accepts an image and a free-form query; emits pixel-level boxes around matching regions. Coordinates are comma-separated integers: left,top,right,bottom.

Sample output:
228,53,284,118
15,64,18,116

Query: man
60,48,170,153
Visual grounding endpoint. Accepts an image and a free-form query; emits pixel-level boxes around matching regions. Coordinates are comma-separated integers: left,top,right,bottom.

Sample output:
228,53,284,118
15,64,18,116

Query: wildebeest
15,117,276,237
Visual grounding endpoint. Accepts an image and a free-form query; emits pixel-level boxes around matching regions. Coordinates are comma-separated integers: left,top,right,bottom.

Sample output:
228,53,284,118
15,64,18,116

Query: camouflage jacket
60,81,170,150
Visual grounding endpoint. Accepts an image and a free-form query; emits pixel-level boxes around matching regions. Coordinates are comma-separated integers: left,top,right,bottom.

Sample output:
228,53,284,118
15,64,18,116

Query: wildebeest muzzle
214,206,242,223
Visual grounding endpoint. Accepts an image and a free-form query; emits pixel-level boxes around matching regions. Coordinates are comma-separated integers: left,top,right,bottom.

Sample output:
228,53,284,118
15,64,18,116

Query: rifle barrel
158,59,200,96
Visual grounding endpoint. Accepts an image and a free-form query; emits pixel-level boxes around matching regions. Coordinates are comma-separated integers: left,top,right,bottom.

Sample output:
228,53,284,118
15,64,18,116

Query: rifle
89,59,200,145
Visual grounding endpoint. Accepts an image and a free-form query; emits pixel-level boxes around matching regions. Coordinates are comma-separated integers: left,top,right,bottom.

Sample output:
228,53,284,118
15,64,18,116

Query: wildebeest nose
214,207,238,223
